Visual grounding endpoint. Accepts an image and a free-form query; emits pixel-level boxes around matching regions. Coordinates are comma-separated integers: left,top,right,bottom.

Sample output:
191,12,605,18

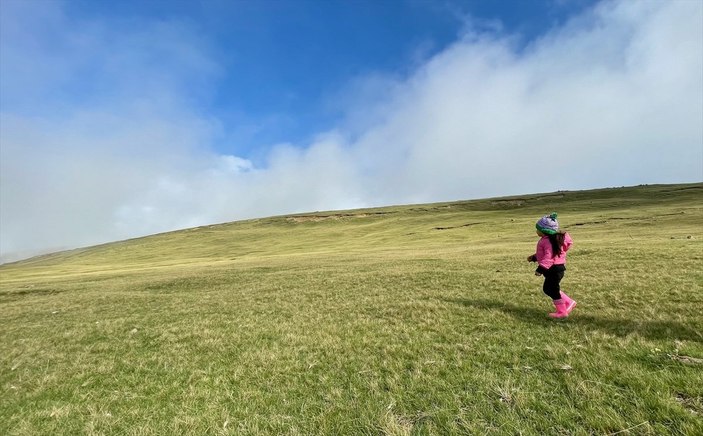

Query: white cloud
345,0,703,202
1,0,701,262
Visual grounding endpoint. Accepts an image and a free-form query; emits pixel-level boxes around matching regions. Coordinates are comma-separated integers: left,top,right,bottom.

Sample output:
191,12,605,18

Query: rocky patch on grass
675,392,702,415
286,212,393,223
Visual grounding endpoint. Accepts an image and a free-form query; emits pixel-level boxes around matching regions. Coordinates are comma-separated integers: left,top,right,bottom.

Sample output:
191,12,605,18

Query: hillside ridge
1,182,700,273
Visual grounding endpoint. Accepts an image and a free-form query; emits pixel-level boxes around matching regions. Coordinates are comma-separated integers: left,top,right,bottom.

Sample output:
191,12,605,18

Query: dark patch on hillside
0,286,65,303
433,222,484,230
662,186,702,193
571,221,608,227
570,211,689,227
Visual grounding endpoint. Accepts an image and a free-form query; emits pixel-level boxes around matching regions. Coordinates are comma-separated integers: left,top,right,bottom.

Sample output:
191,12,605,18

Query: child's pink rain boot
549,299,569,318
560,291,577,315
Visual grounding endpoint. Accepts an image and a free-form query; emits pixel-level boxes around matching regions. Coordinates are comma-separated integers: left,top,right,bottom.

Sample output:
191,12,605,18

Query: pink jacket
536,232,573,270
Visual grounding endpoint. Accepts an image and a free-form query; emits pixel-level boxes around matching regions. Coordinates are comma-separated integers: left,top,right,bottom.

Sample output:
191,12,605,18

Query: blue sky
39,0,599,158
1,0,701,262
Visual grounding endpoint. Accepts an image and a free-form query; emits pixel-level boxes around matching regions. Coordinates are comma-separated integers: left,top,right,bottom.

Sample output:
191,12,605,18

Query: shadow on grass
443,298,703,343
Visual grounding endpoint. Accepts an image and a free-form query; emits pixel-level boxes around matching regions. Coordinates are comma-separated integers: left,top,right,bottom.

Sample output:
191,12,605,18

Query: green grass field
1,183,702,435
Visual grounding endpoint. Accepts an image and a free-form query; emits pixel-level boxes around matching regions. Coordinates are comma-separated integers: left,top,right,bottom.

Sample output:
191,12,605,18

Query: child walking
527,212,576,318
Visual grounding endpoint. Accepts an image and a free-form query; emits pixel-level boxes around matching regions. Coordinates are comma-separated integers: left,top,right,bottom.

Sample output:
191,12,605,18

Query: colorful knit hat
536,212,559,235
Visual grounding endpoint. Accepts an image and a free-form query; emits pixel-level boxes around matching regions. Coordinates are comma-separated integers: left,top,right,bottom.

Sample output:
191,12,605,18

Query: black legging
542,264,566,300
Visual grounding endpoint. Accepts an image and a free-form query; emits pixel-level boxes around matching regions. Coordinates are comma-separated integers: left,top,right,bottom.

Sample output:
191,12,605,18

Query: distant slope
1,183,701,280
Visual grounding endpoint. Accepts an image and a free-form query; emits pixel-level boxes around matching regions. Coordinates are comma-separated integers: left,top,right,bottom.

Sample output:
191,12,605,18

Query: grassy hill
1,183,702,434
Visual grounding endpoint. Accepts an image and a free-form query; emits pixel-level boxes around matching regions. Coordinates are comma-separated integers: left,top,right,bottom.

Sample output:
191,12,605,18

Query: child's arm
536,238,554,273
563,232,573,252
